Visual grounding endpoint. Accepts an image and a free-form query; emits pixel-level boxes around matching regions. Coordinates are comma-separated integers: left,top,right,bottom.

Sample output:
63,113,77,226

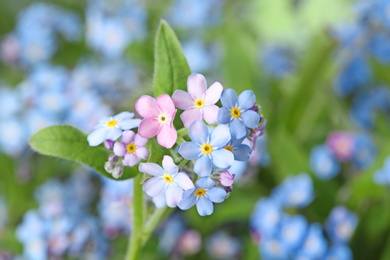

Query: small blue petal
179,142,201,160
210,124,231,148
237,90,256,110
217,107,231,124
207,187,227,203
196,197,214,216
241,110,260,128
114,111,134,121
120,118,141,130
105,127,122,141
211,149,234,169
220,89,237,108
87,127,108,146
194,154,213,176
189,120,209,144
197,177,215,189
233,144,251,161
229,119,247,139
178,191,196,210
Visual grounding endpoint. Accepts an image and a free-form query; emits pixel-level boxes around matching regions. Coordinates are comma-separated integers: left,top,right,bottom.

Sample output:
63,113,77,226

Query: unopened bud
104,140,115,150
112,164,124,179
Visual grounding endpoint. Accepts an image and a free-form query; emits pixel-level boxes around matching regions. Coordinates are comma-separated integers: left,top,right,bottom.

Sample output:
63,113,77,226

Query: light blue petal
120,118,141,130
230,119,247,139
210,124,231,148
178,191,196,210
217,107,231,124
196,197,213,216
87,127,108,146
114,111,134,121
139,162,164,176
211,149,234,169
197,177,215,189
179,142,201,160
234,144,251,161
207,187,227,203
237,90,256,110
241,110,260,128
142,177,166,197
194,155,213,176
105,127,122,141
97,117,110,127
220,89,237,108
189,120,208,144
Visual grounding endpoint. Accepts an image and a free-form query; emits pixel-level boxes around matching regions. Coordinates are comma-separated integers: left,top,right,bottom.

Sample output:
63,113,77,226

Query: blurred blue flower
157,214,185,254
310,145,340,180
374,156,390,185
260,238,290,259
0,87,21,118
326,206,358,244
351,133,376,169
298,223,328,259
182,39,221,73
369,33,390,64
278,214,308,251
206,231,241,259
325,244,353,260
261,45,295,78
250,198,283,238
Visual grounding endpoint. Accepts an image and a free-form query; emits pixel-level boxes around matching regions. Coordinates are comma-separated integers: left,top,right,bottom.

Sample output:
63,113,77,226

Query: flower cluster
310,131,376,180
87,73,266,216
250,174,357,259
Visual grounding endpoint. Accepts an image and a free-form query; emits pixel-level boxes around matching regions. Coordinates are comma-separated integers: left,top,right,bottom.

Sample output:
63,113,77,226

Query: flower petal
119,118,141,130
194,155,213,176
105,127,122,141
121,130,135,144
135,95,160,118
157,124,177,149
178,189,196,210
205,82,223,105
187,73,207,99
165,184,183,207
172,90,194,109
114,112,134,121
211,149,234,169
175,172,194,190
233,144,251,161
241,110,261,128
135,147,149,160
202,105,220,125
237,90,256,110
113,142,126,156
230,119,247,139
139,162,164,176
156,94,176,115
138,118,160,138
207,187,227,203
196,197,213,216
123,153,139,166
153,194,166,208
189,120,208,144
180,108,202,128
162,155,178,175
143,177,166,197
217,107,231,124
87,127,108,146
210,124,231,148
134,134,148,147
220,89,237,108
196,177,215,189
179,142,201,160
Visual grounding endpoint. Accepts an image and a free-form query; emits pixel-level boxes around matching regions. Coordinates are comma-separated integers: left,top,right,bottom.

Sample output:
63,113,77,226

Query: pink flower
172,73,223,128
135,94,177,148
326,131,355,161
220,170,235,187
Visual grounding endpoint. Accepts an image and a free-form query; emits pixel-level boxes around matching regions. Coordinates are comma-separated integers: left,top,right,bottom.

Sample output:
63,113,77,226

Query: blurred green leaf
29,125,137,180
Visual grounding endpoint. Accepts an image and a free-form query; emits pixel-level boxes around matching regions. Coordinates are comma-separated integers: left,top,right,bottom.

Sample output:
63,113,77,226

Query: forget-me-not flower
310,145,340,180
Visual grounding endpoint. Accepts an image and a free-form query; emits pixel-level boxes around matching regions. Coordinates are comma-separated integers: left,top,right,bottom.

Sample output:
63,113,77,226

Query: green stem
125,173,144,260
142,207,174,246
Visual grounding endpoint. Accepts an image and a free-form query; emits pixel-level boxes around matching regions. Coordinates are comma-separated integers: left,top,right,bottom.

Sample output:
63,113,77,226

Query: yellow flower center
230,107,241,118
194,98,205,109
201,143,213,155
126,143,137,153
163,173,174,184
106,119,118,128
158,113,169,124
224,145,233,152
194,188,206,197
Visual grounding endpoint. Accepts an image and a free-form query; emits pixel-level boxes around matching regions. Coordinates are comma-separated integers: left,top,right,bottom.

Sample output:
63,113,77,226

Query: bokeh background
0,0,390,259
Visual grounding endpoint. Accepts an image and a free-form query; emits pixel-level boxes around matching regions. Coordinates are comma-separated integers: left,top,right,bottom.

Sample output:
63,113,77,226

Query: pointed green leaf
29,125,137,180
153,20,191,96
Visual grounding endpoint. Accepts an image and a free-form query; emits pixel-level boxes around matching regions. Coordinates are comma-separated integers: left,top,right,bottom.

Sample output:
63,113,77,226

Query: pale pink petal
123,153,139,166
180,108,202,128
172,90,194,109
156,94,176,115
157,124,177,149
135,147,149,160
187,73,207,99
143,177,166,197
162,155,178,174
204,81,223,105
174,172,194,190
165,184,183,208
134,134,148,147
138,118,160,138
121,130,135,144
113,142,126,156
135,95,160,118
153,194,166,208
202,105,220,125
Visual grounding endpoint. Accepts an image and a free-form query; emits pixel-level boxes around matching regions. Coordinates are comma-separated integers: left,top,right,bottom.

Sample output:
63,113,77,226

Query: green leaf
29,125,137,180
153,20,191,97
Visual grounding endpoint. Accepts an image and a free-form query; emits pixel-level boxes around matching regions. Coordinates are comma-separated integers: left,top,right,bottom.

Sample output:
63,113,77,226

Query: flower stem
142,207,174,246
125,172,144,260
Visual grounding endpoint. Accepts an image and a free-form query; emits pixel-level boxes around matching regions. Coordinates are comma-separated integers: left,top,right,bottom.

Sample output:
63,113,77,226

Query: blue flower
260,238,290,259
87,112,141,146
369,33,390,64
310,145,340,180
224,135,251,162
298,223,328,259
206,231,241,259
325,244,353,260
178,177,227,216
326,206,358,244
278,214,308,251
271,173,314,208
351,134,376,169
178,120,234,176
217,89,261,139
374,156,390,185
250,198,283,238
